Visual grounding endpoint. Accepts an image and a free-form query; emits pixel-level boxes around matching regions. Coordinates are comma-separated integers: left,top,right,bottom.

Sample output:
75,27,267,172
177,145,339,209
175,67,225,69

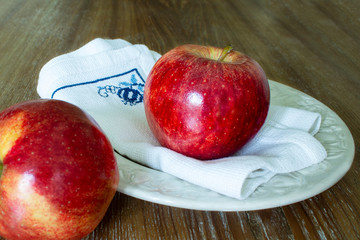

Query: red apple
0,99,119,240
144,45,270,160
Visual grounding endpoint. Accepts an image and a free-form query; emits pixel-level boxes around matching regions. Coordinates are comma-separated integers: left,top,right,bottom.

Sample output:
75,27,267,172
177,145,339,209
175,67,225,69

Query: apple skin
144,44,270,160
0,99,119,240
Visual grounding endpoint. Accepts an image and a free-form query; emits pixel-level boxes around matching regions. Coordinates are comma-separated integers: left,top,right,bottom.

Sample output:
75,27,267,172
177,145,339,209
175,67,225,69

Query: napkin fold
37,38,327,200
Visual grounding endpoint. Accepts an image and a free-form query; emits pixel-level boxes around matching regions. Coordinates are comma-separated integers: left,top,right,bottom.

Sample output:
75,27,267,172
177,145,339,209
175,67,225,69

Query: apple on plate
0,99,119,240
144,45,270,160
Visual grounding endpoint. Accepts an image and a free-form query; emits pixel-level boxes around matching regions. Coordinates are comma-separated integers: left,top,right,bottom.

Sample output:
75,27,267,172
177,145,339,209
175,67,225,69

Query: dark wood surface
0,0,359,239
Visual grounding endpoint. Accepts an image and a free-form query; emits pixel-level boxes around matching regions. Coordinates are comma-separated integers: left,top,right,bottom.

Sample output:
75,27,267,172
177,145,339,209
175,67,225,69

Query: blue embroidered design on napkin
98,73,144,106
50,68,145,106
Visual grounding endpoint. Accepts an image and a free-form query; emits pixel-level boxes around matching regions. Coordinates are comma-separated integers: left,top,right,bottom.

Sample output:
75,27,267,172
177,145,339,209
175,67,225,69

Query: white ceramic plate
115,80,355,211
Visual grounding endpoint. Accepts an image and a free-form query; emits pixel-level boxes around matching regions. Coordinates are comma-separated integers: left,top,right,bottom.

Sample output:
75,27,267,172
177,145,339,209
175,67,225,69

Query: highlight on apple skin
144,44,270,160
0,99,119,240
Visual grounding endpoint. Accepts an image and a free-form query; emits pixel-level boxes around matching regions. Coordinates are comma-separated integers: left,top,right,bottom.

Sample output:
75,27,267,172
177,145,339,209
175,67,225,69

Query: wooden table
0,0,359,239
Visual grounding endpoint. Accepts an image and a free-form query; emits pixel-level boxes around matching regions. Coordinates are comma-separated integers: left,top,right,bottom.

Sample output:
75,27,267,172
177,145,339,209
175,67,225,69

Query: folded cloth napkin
37,38,327,200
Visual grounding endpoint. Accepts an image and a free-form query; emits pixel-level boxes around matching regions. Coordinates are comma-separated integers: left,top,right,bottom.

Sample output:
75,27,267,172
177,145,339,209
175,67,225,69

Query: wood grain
0,0,359,239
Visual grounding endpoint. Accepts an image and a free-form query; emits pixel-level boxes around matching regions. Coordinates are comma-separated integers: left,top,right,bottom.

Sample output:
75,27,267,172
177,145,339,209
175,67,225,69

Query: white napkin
37,38,327,200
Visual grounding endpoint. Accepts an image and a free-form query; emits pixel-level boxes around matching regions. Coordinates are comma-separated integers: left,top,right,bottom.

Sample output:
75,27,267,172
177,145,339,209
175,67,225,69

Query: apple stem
218,46,233,62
